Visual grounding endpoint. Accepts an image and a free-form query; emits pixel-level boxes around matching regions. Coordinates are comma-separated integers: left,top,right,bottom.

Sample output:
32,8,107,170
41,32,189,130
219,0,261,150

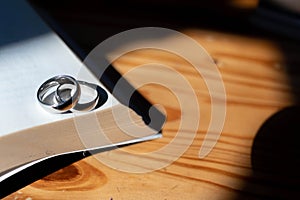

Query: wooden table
5,1,300,199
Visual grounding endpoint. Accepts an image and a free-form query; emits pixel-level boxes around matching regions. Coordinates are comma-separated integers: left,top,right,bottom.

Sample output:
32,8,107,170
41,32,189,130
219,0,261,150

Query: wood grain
5,29,300,199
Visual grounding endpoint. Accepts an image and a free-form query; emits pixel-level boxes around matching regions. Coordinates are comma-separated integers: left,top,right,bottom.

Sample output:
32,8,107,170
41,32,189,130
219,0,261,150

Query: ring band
57,81,100,112
37,75,81,113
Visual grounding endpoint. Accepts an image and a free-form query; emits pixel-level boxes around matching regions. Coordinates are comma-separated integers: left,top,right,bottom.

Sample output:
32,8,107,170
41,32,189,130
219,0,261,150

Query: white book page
0,0,116,136
0,0,162,184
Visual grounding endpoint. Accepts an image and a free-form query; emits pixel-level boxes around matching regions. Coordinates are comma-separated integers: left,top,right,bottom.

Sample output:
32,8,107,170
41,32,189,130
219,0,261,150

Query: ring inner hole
78,84,97,104
41,83,59,105
57,83,76,102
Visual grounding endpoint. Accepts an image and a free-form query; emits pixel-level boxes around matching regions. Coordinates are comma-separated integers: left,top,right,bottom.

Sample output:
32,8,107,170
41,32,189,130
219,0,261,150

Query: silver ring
57,81,100,112
37,75,81,113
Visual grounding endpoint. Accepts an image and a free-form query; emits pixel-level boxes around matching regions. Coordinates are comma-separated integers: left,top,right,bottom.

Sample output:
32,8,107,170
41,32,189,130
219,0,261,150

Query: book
0,0,164,194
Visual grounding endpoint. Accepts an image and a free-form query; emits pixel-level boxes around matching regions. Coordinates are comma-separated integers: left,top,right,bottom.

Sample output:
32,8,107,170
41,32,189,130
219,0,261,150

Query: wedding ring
57,81,101,112
37,75,81,113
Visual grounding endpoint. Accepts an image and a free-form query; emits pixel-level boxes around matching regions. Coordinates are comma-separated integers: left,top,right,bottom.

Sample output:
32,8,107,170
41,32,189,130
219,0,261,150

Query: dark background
27,0,280,57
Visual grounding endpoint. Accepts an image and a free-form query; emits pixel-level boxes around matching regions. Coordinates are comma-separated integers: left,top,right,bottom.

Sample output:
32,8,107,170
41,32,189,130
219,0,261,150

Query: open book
0,0,164,194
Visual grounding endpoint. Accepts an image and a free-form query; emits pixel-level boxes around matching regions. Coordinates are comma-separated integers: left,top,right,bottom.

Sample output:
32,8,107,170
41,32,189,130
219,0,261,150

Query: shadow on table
234,1,300,199
233,106,300,199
